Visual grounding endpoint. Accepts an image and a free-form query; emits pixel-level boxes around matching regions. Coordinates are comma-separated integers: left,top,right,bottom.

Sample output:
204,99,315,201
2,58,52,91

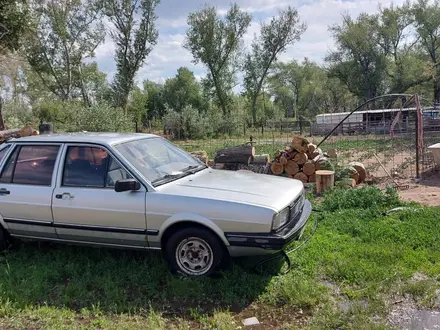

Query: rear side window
0,145,11,163
0,145,60,185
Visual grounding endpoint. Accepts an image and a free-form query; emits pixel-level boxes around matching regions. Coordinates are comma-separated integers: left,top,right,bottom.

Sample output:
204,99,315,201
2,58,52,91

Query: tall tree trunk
0,96,5,131
251,97,257,125
434,79,440,105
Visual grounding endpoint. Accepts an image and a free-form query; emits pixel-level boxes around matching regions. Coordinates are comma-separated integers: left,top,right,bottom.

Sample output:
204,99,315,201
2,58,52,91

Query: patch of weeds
400,277,440,309
322,185,401,212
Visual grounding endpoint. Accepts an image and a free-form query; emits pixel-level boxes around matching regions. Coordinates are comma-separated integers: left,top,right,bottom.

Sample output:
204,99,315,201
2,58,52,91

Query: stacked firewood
269,136,333,184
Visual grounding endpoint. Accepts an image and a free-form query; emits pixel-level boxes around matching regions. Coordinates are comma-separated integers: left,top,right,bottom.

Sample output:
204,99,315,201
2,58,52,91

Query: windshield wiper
180,165,203,172
151,173,184,185
152,165,206,186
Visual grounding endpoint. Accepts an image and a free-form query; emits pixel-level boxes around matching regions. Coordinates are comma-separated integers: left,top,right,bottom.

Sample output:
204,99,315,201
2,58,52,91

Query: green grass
0,186,439,329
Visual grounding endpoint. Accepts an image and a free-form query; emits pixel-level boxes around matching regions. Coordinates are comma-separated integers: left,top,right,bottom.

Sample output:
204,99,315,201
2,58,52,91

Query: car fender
158,212,230,246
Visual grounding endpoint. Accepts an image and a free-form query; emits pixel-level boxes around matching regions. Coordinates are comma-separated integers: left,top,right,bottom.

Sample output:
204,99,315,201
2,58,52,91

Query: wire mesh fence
149,94,439,182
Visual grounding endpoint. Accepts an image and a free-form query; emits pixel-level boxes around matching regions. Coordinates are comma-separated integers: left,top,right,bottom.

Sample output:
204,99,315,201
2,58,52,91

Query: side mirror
114,179,141,192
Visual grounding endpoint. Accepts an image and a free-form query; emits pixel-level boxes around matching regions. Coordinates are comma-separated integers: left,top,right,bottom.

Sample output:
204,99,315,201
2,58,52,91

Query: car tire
165,227,225,277
0,226,10,251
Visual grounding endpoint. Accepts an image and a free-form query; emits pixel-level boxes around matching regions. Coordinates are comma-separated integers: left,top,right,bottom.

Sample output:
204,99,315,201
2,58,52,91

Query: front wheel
165,227,225,276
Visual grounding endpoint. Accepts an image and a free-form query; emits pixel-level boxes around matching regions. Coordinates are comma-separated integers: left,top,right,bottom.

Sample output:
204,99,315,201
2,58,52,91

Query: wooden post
315,170,335,195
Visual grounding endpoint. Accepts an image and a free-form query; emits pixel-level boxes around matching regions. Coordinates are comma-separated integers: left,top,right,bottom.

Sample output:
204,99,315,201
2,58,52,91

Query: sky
93,0,407,87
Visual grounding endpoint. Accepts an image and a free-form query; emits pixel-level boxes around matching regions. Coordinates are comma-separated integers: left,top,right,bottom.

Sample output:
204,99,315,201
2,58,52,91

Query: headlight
279,208,290,228
272,207,290,230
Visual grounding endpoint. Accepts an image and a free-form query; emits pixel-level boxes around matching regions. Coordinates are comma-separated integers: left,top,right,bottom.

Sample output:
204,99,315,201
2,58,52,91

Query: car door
0,143,61,238
51,144,148,247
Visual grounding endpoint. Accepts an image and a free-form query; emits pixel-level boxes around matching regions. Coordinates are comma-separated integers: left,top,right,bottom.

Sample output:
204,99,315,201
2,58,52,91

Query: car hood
155,168,304,212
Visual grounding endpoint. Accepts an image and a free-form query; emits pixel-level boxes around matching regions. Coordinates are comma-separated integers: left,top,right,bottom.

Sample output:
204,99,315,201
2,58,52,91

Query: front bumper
224,200,312,251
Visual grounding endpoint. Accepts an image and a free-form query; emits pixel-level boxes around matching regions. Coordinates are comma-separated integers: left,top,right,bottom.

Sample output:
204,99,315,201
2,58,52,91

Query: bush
2,100,34,128
163,105,213,139
37,101,134,133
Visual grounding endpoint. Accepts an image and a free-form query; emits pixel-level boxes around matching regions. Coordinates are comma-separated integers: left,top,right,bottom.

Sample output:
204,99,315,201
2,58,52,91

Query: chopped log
270,162,284,175
349,162,367,184
294,152,308,165
303,161,316,176
347,166,360,184
307,143,317,155
274,151,281,159
0,125,34,143
293,172,308,184
308,173,316,183
251,154,270,165
284,160,299,176
291,136,310,153
327,148,338,158
214,145,255,164
310,148,323,159
315,170,335,194
279,156,288,165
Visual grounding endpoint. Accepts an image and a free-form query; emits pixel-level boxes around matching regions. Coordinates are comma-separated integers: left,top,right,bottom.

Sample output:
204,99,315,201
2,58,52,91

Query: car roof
7,132,158,146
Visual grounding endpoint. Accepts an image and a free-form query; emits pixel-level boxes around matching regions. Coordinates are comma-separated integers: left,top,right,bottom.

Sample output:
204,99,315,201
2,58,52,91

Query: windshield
114,137,205,185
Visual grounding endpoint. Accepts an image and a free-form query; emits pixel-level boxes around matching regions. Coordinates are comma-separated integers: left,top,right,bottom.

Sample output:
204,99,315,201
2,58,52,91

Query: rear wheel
165,227,224,276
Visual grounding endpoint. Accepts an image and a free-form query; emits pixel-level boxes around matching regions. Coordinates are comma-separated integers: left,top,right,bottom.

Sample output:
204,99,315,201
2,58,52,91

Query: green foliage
106,0,160,109
37,100,133,132
163,105,211,140
327,13,387,101
322,185,401,212
24,0,105,103
2,100,34,128
185,3,251,115
162,67,205,112
243,6,306,124
0,0,29,53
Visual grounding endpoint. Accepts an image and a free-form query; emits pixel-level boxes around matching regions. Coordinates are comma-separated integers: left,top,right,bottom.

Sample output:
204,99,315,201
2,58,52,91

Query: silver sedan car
0,133,311,276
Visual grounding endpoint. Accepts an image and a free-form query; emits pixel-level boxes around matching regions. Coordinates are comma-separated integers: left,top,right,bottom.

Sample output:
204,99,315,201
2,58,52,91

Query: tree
184,3,251,115
24,0,105,104
377,3,430,95
163,67,204,112
413,0,440,104
243,6,306,125
143,80,165,120
106,0,159,110
0,0,29,53
268,59,356,119
326,13,388,102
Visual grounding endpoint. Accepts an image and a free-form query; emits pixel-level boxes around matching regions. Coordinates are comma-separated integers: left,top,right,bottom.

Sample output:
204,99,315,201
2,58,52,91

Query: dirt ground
382,173,440,207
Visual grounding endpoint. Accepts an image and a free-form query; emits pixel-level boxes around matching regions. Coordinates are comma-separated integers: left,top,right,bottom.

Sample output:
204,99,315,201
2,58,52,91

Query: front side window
114,137,205,185
63,146,131,188
0,145,60,185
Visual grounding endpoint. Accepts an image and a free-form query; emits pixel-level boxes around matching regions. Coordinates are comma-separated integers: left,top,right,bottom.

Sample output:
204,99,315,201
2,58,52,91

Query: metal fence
154,95,439,183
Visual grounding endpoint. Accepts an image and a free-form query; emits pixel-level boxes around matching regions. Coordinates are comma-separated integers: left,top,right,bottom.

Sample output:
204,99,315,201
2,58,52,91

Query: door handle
0,188,10,195
55,193,74,200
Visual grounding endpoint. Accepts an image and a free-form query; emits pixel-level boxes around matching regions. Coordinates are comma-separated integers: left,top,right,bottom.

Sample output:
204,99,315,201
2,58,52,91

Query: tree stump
315,170,335,194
